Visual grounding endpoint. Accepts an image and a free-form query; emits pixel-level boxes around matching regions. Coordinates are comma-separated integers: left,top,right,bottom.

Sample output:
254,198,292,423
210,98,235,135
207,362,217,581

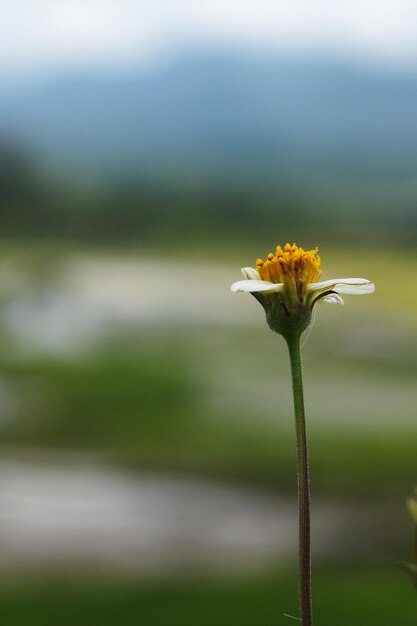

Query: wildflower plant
231,243,374,626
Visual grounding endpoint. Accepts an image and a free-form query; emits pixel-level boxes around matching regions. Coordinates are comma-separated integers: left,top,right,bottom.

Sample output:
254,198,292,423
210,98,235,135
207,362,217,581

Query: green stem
286,334,313,626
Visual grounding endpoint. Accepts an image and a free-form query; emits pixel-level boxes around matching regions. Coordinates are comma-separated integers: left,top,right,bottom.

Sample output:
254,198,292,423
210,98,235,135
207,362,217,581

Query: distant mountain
1,53,417,184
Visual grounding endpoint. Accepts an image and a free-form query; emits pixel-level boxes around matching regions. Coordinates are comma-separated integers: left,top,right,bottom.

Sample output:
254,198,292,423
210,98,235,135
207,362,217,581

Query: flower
231,243,374,337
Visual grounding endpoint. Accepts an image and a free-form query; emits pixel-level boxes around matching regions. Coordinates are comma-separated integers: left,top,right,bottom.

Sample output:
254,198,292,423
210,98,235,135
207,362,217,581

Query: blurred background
0,1,416,624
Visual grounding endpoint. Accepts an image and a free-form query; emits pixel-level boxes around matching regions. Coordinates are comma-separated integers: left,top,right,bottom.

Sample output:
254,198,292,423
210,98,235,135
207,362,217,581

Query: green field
0,567,414,626
0,243,415,624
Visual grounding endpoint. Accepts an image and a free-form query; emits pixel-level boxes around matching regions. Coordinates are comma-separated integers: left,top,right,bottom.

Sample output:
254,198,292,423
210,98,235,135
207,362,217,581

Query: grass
0,567,414,626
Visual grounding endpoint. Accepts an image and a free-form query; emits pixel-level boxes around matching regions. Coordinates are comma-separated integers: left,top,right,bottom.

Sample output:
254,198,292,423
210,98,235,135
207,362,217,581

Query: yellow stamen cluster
256,243,321,286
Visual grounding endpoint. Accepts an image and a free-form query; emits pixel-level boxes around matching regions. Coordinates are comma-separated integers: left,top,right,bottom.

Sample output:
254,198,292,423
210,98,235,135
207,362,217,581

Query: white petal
321,294,344,305
307,277,373,293
333,283,375,295
308,277,374,301
241,267,260,280
231,280,284,294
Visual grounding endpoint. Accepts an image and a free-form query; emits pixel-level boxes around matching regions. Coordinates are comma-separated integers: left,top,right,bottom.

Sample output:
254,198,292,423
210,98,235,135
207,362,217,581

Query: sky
2,0,417,77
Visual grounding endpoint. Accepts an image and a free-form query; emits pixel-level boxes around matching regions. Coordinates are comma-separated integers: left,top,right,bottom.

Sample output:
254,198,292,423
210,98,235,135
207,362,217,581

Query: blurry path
1,257,244,353
0,460,402,574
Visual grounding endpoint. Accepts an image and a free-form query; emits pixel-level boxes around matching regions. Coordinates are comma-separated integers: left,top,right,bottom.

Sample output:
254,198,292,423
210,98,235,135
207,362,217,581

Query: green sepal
252,293,312,339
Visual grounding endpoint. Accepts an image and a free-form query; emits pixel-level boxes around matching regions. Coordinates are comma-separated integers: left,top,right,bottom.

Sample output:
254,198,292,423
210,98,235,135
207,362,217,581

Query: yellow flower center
256,243,321,287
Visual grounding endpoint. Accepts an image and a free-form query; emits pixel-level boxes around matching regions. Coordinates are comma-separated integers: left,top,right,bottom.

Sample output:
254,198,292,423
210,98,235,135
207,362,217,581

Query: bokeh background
0,1,416,624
